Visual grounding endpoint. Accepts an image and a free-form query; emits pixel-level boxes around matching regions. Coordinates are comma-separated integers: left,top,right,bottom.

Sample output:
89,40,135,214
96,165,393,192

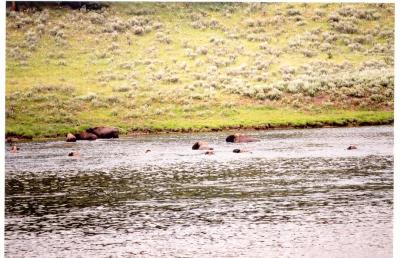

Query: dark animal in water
347,145,357,150
233,149,249,153
192,141,213,150
226,134,259,143
10,145,19,153
68,151,80,157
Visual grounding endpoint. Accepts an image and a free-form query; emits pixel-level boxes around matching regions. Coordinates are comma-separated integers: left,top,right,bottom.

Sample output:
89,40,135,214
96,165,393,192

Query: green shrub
286,9,301,16
78,92,97,102
331,20,359,34
266,88,283,100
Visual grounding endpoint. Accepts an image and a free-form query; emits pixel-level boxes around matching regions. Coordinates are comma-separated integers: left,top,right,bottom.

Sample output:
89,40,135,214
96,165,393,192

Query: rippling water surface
5,126,393,257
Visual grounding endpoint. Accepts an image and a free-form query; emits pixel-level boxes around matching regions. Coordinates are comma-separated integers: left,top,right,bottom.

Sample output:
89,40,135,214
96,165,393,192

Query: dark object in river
10,145,19,153
347,145,357,150
192,141,213,150
205,150,215,155
68,151,80,157
66,133,77,142
233,149,249,153
145,149,151,153
226,134,259,143
74,131,97,141
86,126,119,139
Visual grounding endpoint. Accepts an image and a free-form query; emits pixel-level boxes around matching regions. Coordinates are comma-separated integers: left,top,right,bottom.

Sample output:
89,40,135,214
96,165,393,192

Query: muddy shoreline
5,119,394,143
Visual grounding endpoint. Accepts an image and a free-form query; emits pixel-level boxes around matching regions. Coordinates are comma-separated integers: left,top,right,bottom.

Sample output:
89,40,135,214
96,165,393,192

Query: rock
347,145,357,150
74,131,97,141
66,133,76,142
86,126,119,139
6,137,19,144
5,134,33,144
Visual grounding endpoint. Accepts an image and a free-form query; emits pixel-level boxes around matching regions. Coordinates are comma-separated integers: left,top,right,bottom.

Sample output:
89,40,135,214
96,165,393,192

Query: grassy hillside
5,3,394,138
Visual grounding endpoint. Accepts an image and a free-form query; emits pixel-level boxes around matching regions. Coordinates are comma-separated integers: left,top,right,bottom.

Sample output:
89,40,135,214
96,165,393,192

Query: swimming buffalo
74,131,97,141
226,134,259,143
9,145,20,153
86,126,119,139
233,149,250,153
192,141,213,150
347,145,357,150
68,151,80,157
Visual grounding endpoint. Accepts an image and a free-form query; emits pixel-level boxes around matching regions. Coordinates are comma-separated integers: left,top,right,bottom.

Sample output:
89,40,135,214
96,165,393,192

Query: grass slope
5,3,394,138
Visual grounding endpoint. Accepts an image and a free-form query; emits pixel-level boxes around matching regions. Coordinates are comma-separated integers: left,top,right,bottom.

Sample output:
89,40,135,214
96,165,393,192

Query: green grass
5,3,394,139
5,105,393,138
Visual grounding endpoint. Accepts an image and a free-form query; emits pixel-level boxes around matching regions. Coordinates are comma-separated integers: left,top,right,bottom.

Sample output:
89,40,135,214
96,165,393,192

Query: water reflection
5,126,393,257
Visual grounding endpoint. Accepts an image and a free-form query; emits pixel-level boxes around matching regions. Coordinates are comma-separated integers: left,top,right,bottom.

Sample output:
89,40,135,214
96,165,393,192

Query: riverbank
5,109,393,141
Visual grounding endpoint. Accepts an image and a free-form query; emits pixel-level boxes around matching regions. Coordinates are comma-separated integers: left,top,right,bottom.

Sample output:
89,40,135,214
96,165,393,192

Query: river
5,125,393,257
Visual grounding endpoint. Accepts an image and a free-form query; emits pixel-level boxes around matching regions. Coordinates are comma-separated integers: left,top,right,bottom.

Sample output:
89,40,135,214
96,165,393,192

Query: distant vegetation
5,3,394,138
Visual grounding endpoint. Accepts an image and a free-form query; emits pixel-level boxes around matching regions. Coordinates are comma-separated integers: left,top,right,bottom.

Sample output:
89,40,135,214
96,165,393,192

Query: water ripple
5,125,393,257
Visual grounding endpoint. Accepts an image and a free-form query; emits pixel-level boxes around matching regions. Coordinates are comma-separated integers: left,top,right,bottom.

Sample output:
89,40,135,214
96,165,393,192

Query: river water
5,125,393,257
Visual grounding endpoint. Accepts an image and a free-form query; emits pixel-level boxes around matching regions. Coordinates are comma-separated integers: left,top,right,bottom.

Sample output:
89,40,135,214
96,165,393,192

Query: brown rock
6,137,19,144
86,126,119,139
66,133,77,142
74,132,97,141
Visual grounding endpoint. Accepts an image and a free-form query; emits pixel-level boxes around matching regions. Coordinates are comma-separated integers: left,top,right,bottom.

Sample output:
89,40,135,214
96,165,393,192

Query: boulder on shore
86,126,119,139
74,131,97,141
66,133,76,142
